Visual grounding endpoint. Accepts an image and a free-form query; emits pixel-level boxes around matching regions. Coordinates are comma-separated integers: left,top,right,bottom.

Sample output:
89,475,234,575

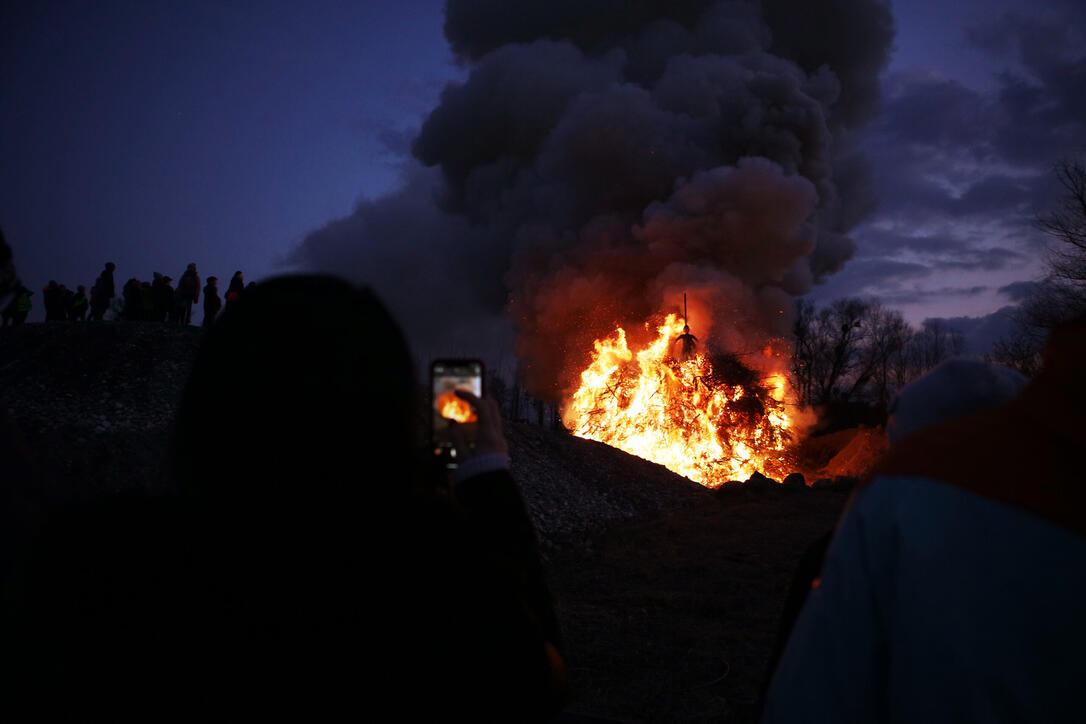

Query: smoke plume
291,0,894,400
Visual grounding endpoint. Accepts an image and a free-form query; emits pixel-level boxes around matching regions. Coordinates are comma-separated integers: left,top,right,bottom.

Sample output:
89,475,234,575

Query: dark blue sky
3,0,1084,340
2,0,457,307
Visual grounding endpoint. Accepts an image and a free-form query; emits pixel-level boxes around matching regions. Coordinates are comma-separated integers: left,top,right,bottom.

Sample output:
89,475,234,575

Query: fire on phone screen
431,359,484,467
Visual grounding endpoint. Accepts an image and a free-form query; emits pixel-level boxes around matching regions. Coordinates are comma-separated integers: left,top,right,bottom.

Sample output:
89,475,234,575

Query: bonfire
563,314,795,487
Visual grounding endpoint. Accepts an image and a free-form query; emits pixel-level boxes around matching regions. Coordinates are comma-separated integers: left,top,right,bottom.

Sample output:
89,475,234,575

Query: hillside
0,321,852,722
0,321,716,548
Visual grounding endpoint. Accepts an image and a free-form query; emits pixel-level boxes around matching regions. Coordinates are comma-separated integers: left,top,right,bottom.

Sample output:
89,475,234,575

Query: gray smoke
291,0,894,400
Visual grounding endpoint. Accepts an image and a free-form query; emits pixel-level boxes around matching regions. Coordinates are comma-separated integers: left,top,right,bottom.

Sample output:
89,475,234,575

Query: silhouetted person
69,285,88,321
138,281,155,320
2,285,32,326
225,270,244,308
0,291,14,326
90,262,115,320
202,276,220,327
122,278,141,321
0,296,12,326
42,281,63,321
175,263,199,326
1,275,565,719
0,227,14,308
764,340,1085,723
151,273,174,322
675,324,698,361
168,277,565,717
60,285,75,320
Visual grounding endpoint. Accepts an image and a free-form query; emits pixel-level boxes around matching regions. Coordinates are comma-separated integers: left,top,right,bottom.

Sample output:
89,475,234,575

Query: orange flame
563,314,794,487
436,390,478,423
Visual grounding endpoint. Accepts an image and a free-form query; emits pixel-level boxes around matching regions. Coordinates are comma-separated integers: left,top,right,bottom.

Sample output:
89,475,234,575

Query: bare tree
989,159,1086,374
1037,159,1086,289
791,299,957,410
790,298,914,407
906,319,965,374
987,332,1044,378
790,298,869,406
859,305,912,409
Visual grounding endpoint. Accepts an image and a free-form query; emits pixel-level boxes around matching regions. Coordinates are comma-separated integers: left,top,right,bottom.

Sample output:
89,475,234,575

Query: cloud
940,246,1026,271
962,7,1086,164
879,72,994,151
998,279,1042,301
294,0,896,400
286,162,512,357
845,23,1083,308
875,284,988,308
924,305,1020,356
810,256,933,299
375,126,419,157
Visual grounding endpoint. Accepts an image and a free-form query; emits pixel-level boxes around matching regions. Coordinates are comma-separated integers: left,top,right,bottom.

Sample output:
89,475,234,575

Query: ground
1,322,854,723
549,489,847,723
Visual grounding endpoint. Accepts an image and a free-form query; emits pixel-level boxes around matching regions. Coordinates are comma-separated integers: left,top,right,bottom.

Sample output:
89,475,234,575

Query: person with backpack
225,271,244,309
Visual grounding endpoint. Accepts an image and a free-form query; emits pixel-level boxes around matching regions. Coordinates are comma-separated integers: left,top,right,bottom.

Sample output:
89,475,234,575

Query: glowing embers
563,314,793,487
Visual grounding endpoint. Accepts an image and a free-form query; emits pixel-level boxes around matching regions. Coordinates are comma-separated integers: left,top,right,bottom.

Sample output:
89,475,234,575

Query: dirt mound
792,426,889,481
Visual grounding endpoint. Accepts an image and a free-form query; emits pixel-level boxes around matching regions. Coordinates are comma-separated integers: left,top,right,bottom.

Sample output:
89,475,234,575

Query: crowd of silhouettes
1,259,252,328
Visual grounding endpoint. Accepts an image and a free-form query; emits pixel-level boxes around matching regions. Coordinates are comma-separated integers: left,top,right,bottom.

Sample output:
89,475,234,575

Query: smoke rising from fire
291,0,894,400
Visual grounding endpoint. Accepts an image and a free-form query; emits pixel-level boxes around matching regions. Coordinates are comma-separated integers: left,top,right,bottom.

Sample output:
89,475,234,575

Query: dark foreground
550,490,847,723
1,322,848,723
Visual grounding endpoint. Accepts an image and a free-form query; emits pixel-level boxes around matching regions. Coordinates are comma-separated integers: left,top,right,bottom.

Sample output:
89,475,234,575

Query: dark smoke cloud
292,0,894,400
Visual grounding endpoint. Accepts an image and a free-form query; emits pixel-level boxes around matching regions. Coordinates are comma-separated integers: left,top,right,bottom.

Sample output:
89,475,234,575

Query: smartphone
431,359,485,468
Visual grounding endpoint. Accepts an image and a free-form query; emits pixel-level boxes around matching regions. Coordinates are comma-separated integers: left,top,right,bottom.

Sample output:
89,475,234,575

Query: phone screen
431,359,484,467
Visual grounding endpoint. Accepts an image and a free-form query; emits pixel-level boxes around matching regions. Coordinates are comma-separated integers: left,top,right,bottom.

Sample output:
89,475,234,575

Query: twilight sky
3,0,1084,361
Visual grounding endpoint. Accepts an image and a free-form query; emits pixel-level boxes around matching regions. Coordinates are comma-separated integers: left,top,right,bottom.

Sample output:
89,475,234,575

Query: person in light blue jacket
764,319,1086,723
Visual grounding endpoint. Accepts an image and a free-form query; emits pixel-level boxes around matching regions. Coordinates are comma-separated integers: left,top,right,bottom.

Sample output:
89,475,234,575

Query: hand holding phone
431,359,484,467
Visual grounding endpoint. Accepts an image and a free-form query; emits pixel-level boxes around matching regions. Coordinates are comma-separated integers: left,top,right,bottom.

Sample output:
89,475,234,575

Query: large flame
436,390,478,423
563,314,794,487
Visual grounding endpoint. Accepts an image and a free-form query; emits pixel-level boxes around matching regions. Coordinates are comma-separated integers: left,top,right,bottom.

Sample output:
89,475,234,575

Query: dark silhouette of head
105,262,115,271
172,275,417,504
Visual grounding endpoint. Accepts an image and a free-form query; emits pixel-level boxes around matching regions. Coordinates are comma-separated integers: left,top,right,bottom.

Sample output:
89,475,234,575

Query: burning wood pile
563,312,795,487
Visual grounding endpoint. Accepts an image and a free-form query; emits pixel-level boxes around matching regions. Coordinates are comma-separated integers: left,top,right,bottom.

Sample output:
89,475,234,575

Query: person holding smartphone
2,275,565,720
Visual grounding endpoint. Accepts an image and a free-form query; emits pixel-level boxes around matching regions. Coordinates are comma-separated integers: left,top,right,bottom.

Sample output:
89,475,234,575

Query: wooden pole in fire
678,292,697,361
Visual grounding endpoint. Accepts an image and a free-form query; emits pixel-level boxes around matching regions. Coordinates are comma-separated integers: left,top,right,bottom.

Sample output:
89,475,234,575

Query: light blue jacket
764,475,1086,723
